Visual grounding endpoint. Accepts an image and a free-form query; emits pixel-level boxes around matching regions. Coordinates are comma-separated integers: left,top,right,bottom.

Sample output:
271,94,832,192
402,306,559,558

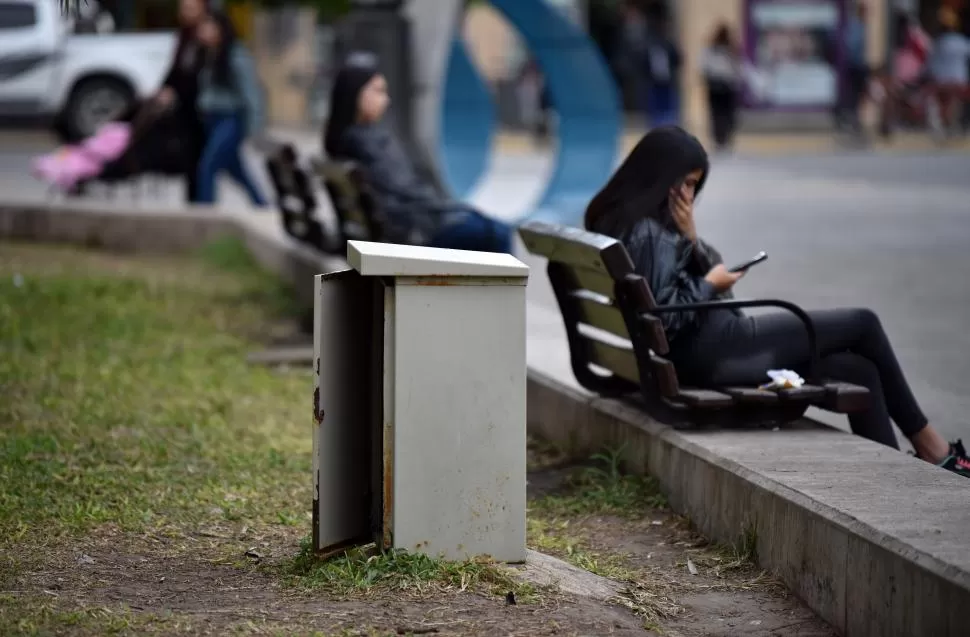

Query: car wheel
62,77,133,142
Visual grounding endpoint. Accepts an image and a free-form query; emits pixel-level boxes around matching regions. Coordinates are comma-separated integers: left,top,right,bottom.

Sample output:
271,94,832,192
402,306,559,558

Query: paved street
3,130,970,444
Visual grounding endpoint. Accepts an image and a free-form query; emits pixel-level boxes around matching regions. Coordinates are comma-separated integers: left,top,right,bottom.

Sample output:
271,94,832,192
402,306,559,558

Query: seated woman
584,125,970,479
323,53,512,253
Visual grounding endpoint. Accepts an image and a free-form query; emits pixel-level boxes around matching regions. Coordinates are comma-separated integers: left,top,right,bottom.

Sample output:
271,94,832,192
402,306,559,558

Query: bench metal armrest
643,298,820,382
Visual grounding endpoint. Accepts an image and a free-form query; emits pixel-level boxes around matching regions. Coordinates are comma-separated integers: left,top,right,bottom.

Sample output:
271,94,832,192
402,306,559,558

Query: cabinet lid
348,241,530,278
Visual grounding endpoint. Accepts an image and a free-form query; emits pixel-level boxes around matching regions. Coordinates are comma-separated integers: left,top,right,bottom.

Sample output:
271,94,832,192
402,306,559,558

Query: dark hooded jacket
158,8,210,200
323,55,445,244
585,126,740,347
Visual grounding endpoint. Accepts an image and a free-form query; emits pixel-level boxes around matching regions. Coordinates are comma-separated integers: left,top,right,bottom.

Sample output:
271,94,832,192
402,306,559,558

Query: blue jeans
430,208,513,254
197,112,267,206
642,82,680,128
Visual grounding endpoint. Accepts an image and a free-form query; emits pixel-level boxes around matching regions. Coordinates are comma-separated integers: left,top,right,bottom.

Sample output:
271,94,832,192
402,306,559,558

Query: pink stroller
33,122,133,193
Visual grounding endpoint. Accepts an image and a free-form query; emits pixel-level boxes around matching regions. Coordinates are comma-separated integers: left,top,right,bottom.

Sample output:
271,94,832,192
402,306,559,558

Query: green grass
529,447,668,519
0,240,309,550
197,236,302,317
0,596,168,637
284,536,537,601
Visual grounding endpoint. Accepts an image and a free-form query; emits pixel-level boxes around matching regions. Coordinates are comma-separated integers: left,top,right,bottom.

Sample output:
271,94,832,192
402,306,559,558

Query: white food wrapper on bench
760,369,805,391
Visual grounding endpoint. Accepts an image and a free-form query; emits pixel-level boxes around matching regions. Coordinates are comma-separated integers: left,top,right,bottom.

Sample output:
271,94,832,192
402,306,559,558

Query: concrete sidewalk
494,128,970,157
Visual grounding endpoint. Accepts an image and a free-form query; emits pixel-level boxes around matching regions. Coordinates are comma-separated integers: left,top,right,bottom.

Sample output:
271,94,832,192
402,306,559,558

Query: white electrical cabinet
313,241,529,563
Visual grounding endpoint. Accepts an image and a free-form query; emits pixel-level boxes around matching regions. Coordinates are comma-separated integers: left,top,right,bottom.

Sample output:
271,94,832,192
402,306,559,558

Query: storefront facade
674,0,888,131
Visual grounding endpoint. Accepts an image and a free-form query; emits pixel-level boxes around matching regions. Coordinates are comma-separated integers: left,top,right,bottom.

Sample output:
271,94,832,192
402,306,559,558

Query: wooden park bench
265,144,383,254
518,221,871,428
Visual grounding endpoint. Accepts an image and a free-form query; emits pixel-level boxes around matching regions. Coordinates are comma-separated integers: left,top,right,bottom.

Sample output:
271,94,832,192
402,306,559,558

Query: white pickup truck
0,0,176,140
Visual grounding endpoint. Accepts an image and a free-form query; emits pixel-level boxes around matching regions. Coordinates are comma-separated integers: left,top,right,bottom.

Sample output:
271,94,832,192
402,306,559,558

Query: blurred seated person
323,53,512,253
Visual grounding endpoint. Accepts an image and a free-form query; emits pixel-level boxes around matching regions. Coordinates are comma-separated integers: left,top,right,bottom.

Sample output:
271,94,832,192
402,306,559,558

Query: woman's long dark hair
323,53,380,158
167,0,210,76
584,126,709,238
892,11,911,49
712,23,734,48
205,11,238,88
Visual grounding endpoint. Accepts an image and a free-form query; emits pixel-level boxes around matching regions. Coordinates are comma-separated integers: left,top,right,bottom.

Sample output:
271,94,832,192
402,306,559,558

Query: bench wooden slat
673,388,736,408
647,354,678,397
777,385,827,402
637,313,669,355
570,291,629,340
821,382,870,413
313,160,380,241
566,266,617,300
722,386,780,404
646,354,681,397
584,337,639,384
621,275,660,311
645,355,733,408
520,222,634,278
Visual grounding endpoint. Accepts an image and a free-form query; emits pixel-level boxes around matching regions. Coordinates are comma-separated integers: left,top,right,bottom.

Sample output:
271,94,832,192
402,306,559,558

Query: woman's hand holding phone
705,264,744,291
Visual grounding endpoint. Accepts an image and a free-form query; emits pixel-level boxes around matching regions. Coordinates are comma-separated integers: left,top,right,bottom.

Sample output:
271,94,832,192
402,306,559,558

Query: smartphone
728,251,768,273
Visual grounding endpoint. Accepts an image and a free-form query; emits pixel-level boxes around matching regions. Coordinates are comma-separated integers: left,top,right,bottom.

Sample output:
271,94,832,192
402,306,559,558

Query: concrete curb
0,202,242,254
0,201,342,308
4,201,969,636
527,370,969,637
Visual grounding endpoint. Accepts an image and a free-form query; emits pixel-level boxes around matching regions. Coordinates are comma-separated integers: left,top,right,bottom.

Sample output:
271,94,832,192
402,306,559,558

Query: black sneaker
937,439,970,479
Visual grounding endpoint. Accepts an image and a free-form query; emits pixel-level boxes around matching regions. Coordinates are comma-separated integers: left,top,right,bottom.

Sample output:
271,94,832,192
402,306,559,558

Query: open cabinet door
312,269,379,555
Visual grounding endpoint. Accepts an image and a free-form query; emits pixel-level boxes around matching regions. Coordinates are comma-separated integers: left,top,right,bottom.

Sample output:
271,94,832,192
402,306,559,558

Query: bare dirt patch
525,442,835,637
7,528,650,636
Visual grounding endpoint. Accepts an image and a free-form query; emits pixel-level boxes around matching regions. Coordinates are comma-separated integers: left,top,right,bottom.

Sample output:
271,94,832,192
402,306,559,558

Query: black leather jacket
337,124,444,244
622,218,741,345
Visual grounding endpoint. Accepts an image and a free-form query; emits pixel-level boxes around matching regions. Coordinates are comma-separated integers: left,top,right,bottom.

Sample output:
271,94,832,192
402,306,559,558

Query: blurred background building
53,0,970,132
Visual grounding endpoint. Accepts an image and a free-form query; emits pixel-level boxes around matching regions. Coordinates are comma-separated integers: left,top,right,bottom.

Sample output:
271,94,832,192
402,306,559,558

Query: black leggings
707,84,738,149
681,308,928,449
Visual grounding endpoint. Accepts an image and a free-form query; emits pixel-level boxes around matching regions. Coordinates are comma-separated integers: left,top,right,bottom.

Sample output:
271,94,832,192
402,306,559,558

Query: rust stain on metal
381,420,394,550
312,387,324,425
311,495,320,551
413,277,458,286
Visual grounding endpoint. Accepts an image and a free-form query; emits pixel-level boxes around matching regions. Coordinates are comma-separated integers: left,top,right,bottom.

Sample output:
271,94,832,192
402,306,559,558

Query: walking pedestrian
195,11,268,207
836,2,870,137
154,0,210,203
642,4,682,127
702,24,743,150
